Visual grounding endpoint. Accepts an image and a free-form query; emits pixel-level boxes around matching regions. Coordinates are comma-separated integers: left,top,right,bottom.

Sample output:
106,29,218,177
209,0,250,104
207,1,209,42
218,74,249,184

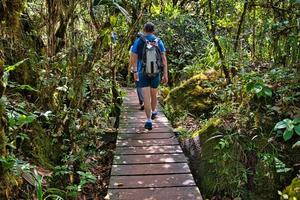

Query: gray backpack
141,37,163,78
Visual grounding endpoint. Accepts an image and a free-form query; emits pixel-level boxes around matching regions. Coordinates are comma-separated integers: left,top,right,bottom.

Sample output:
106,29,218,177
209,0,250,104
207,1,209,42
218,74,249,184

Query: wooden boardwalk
106,88,202,200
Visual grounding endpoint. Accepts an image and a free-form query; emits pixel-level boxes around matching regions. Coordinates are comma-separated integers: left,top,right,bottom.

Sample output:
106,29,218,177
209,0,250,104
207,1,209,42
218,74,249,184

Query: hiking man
130,32,144,110
130,22,168,130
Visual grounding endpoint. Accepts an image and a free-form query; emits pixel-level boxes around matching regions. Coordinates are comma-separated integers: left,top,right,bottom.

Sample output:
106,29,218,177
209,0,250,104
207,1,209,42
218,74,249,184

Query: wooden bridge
106,88,202,200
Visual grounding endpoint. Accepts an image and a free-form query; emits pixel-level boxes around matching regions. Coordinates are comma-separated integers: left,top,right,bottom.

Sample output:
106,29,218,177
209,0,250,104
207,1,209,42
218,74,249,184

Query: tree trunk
234,0,248,52
246,150,258,191
252,1,256,59
0,62,7,185
46,0,58,57
0,63,6,157
208,0,231,84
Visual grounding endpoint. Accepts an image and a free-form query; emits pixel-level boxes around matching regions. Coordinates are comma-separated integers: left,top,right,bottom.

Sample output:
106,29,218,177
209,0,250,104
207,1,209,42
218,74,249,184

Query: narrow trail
106,88,202,200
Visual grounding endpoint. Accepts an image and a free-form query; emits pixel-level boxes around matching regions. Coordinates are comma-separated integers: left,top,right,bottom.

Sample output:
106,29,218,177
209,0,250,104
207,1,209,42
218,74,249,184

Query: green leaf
16,115,37,126
0,155,16,169
274,121,287,130
16,85,39,92
286,121,294,131
283,129,293,141
253,84,263,94
292,141,300,149
294,125,300,136
263,87,272,97
110,16,117,26
293,118,300,124
4,58,29,73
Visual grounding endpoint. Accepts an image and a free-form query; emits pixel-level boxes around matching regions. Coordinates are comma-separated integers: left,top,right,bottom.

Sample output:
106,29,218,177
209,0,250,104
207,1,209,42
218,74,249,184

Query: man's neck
143,32,154,36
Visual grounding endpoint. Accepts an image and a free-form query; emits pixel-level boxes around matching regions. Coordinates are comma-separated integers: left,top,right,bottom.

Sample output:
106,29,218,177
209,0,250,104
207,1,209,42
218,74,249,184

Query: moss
165,72,218,115
0,171,22,199
281,177,300,199
160,87,170,99
192,117,246,196
192,118,221,138
31,123,60,169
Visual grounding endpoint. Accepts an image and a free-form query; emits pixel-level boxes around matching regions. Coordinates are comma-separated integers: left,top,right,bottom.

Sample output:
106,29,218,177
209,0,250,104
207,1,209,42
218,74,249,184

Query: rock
165,71,219,115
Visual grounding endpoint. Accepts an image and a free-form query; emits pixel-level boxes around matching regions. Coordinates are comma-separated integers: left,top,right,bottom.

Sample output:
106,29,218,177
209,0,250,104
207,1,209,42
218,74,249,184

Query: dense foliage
0,0,299,199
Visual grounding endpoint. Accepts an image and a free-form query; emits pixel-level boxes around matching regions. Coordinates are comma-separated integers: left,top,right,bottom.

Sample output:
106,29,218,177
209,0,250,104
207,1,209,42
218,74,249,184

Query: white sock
146,118,152,123
152,110,157,114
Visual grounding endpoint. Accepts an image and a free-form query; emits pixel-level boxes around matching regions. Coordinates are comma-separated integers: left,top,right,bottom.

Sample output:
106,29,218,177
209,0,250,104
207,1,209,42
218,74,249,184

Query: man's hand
162,73,168,85
133,72,139,82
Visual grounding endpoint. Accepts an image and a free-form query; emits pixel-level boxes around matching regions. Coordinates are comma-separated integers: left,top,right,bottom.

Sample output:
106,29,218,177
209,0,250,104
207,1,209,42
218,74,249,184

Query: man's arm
130,53,138,72
130,53,139,81
161,53,168,84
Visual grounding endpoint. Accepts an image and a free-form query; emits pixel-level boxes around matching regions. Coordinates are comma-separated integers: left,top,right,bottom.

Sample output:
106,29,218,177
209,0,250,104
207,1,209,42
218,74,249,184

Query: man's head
143,22,155,34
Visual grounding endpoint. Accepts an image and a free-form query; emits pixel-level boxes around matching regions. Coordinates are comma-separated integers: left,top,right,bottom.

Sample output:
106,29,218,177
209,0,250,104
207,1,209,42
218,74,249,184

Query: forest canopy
0,0,299,199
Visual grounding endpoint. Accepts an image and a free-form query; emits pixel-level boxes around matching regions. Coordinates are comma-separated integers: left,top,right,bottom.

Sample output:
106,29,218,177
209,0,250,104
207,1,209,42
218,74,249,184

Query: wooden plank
113,153,187,164
109,174,196,189
118,132,173,140
106,186,203,200
121,115,168,121
117,138,179,147
115,145,183,155
111,163,190,176
118,127,173,134
122,104,163,111
119,122,171,129
121,117,169,124
107,88,203,200
123,106,163,111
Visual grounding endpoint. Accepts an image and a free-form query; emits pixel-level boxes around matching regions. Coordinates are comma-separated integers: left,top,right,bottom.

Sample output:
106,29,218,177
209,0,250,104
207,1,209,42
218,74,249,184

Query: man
130,32,144,110
130,22,168,130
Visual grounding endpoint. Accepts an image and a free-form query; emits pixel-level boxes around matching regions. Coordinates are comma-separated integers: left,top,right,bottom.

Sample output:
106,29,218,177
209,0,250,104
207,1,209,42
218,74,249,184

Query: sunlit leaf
253,84,263,93
292,141,300,149
17,85,39,92
4,58,29,73
263,87,272,97
274,121,287,130
294,125,300,136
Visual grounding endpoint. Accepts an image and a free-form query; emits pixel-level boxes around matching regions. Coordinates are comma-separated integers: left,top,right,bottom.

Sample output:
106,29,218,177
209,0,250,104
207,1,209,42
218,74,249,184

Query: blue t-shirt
131,34,166,72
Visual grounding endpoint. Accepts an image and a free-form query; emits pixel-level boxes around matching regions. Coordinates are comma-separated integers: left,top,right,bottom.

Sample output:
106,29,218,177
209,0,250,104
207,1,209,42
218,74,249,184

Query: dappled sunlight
112,93,198,199
163,164,171,169
160,157,175,162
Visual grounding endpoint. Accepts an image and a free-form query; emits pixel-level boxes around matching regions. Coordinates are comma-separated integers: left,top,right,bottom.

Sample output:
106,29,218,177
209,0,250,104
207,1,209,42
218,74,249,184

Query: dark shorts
138,72,160,88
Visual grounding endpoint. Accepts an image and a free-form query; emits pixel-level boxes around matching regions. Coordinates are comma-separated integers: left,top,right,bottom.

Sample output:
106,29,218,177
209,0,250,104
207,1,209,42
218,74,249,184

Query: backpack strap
141,36,149,44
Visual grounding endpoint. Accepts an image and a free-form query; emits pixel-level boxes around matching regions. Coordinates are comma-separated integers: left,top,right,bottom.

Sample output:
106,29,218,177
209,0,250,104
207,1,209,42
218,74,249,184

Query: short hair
143,22,155,33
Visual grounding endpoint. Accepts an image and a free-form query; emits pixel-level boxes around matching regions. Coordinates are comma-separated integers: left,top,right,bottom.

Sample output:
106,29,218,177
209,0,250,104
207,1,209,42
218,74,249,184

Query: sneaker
151,112,158,120
140,104,144,111
144,121,152,130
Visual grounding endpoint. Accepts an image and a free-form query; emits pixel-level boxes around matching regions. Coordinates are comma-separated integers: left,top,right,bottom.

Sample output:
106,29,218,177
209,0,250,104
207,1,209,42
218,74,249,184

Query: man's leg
150,88,158,112
137,87,144,105
149,74,160,120
142,87,151,119
136,81,142,105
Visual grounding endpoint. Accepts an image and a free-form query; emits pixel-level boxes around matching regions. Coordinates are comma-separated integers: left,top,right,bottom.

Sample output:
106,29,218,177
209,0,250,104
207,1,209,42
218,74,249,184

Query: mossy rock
31,123,61,169
180,117,223,195
281,177,300,199
0,172,22,199
192,117,221,139
165,71,219,115
160,87,170,99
